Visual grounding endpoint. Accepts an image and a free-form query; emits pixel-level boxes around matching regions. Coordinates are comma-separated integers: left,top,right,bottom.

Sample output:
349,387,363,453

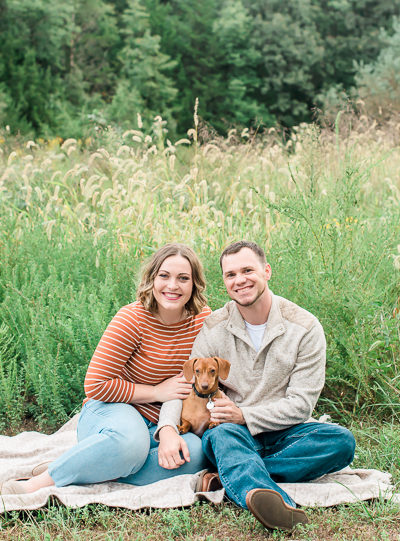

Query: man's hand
209,391,245,425
158,426,190,469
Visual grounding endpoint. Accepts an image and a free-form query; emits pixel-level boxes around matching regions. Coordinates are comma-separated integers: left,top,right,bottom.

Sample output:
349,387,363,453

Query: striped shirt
84,301,211,422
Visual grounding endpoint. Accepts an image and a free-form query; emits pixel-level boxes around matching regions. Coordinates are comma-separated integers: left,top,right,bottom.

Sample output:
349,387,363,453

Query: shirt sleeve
154,399,183,441
191,325,218,358
84,305,141,403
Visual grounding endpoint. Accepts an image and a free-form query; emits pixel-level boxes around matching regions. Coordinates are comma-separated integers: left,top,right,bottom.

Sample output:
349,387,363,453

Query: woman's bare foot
24,470,55,492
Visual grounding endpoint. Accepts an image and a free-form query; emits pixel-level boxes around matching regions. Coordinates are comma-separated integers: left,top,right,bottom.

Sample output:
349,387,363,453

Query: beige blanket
0,415,398,513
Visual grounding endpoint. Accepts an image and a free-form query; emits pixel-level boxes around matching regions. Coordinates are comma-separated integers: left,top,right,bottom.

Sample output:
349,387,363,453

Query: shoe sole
246,489,308,531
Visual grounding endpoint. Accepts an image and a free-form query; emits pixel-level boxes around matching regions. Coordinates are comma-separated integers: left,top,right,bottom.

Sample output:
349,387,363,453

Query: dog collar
192,384,218,400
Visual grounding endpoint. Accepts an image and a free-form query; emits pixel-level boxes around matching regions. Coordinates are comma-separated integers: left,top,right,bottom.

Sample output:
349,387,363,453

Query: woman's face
152,255,193,316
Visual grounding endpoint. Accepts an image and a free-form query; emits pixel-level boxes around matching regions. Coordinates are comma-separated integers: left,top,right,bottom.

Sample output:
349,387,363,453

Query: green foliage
244,0,325,125
212,0,275,128
106,0,177,131
313,0,400,89
353,17,400,120
145,0,226,132
0,0,74,133
0,224,141,427
70,0,120,96
243,0,400,126
0,322,25,431
316,14,400,123
9,50,57,131
1,0,400,135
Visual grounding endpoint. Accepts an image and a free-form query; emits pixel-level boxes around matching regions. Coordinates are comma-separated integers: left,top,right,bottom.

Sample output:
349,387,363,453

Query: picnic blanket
0,415,398,513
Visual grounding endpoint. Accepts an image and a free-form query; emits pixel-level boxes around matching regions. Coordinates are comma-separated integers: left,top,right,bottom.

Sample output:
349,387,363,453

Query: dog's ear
183,358,197,381
214,357,230,380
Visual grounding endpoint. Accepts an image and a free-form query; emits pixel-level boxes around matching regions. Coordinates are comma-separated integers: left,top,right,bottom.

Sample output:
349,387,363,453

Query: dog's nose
201,383,209,390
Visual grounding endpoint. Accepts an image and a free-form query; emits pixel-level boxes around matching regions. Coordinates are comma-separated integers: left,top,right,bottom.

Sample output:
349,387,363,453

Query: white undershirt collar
244,320,267,351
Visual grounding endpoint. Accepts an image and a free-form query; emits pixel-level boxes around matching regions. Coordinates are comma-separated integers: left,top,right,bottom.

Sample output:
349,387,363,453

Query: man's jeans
48,399,209,487
202,421,356,508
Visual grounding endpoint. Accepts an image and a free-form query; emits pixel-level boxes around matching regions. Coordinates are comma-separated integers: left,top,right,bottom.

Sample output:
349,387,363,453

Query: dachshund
177,356,231,437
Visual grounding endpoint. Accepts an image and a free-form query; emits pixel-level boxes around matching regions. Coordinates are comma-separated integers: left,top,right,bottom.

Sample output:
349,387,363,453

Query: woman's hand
158,426,190,469
153,372,192,402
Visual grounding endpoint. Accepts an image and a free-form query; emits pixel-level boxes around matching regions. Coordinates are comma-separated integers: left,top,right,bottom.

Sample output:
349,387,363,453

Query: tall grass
0,117,399,430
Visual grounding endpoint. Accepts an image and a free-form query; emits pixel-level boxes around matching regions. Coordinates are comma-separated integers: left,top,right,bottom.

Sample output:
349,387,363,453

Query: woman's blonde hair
137,243,207,316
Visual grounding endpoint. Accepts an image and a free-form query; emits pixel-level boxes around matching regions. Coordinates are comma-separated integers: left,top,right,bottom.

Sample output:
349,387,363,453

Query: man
157,240,355,531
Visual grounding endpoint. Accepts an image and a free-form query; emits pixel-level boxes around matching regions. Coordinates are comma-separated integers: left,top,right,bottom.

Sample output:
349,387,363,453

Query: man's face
221,248,271,307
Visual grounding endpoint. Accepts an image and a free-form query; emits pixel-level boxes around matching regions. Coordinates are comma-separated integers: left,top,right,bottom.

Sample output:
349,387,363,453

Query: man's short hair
219,241,267,269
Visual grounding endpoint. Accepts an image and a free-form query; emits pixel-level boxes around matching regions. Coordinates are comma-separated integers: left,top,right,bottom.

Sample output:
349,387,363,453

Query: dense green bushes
0,227,137,428
320,17,400,124
1,0,400,137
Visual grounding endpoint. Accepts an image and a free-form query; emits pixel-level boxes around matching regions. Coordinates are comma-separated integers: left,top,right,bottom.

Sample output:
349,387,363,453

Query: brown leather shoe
195,471,222,493
246,488,308,531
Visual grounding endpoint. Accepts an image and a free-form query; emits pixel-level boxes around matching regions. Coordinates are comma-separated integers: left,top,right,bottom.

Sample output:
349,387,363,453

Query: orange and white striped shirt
84,301,211,422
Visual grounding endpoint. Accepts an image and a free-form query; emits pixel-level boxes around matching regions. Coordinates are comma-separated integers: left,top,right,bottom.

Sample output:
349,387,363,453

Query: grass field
0,115,399,538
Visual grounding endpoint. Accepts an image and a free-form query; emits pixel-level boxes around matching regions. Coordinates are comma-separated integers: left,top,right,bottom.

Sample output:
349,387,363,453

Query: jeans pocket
77,400,106,440
82,398,105,414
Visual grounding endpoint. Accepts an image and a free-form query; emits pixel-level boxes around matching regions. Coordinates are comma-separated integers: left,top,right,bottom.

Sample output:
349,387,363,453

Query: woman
2,243,211,494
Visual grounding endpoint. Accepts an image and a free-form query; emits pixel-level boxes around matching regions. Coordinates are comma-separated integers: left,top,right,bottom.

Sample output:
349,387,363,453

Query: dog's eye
210,369,216,374
195,369,200,374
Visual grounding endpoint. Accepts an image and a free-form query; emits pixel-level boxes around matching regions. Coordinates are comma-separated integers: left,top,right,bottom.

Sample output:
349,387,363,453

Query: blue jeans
48,400,209,487
202,422,356,508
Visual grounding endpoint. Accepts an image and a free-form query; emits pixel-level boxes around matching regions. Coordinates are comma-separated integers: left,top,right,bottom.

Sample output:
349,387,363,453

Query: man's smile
236,285,253,293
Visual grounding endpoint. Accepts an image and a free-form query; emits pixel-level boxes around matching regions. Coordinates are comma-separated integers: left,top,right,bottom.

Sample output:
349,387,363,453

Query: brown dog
178,356,231,437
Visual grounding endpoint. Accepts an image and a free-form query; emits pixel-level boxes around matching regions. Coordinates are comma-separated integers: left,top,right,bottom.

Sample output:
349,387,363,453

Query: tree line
1,0,399,138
